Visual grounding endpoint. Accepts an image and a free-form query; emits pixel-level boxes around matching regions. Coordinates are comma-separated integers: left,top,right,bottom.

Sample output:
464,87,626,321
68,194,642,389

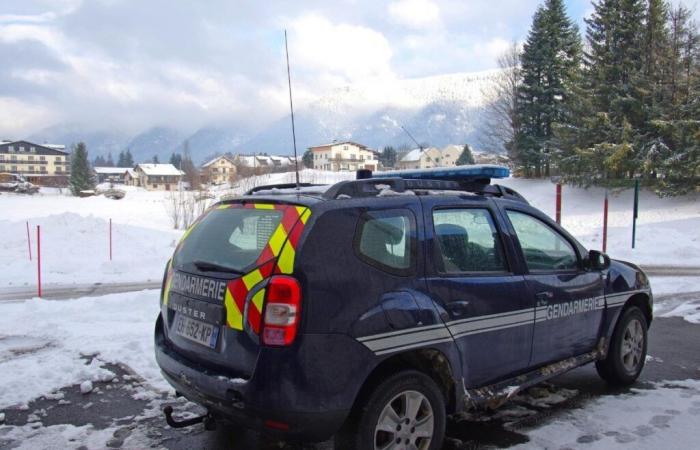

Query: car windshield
173,206,283,273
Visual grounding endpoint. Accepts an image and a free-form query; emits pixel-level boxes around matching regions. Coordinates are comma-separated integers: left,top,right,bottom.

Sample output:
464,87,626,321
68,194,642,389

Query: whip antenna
284,30,300,189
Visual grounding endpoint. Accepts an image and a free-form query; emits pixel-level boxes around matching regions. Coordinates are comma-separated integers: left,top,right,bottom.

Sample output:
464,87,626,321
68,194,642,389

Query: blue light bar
373,165,510,181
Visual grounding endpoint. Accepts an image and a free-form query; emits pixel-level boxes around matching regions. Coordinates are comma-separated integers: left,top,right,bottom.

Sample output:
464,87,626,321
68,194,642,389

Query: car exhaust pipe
163,405,217,430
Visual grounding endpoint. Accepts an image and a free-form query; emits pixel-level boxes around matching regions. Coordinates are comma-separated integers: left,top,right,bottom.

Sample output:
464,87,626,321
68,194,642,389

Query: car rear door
160,201,311,378
421,196,535,388
500,205,605,367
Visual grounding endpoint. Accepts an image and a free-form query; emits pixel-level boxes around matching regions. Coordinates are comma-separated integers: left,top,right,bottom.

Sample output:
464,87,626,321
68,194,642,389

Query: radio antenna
400,125,423,151
284,30,300,189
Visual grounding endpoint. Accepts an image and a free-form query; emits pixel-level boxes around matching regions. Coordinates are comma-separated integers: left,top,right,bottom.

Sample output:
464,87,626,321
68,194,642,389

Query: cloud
388,0,440,29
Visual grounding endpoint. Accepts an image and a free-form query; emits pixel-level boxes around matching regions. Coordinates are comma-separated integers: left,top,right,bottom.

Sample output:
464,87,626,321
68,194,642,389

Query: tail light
262,276,302,346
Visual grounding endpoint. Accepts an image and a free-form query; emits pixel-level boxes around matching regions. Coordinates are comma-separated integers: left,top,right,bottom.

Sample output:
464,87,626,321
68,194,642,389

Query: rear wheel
336,370,446,450
596,306,647,386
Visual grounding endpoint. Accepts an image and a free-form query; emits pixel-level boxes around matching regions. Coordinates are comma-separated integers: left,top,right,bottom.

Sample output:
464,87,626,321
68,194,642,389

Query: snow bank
0,290,165,408
0,213,180,287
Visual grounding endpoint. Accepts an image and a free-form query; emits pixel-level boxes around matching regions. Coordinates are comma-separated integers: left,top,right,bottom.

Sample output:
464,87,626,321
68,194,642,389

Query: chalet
130,163,184,190
201,155,236,185
309,141,378,172
93,167,131,184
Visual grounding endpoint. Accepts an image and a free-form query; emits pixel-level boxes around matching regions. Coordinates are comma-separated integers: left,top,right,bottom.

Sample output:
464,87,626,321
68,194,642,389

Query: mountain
28,124,129,159
125,126,186,164
174,126,248,164
239,70,499,154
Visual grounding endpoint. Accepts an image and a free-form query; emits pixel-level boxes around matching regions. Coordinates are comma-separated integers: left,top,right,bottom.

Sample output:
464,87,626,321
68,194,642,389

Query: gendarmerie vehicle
154,166,652,450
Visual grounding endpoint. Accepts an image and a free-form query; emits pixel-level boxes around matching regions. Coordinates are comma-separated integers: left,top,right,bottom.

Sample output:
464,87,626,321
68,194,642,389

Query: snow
0,290,164,408
134,163,183,176
79,380,93,394
93,167,130,175
515,380,700,449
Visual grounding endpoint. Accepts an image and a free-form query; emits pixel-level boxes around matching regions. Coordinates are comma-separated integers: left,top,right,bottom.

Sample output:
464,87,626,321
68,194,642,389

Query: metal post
109,218,113,261
602,190,609,253
37,225,42,298
26,221,32,261
555,183,562,224
632,179,639,249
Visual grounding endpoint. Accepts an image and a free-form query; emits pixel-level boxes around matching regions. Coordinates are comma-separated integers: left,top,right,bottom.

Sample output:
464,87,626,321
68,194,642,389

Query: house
131,163,184,190
201,155,236,185
396,147,443,170
232,154,298,172
0,140,70,186
309,141,378,172
93,167,131,184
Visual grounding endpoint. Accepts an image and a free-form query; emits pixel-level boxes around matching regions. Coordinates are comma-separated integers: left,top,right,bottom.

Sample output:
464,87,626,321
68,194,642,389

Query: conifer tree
514,0,581,177
456,144,475,165
106,152,114,167
69,142,96,195
123,149,134,167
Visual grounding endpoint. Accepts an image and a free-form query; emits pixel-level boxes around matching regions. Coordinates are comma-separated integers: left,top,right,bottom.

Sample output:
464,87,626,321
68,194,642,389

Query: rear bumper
155,323,349,441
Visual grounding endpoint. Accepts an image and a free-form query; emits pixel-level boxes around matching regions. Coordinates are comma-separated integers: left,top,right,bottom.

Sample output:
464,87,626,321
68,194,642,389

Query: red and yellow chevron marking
162,259,174,306
218,203,311,333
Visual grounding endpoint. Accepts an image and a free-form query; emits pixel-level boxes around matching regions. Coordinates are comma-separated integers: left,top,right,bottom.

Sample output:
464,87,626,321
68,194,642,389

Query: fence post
26,221,32,261
109,218,113,261
632,179,639,249
37,225,42,298
602,190,608,253
555,183,562,224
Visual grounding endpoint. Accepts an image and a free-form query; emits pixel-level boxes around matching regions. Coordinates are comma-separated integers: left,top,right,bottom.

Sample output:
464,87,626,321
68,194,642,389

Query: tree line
484,0,699,196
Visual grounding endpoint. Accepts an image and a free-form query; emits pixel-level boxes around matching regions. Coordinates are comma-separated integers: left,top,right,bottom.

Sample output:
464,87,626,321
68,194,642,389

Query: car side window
356,210,414,274
506,210,578,271
433,208,507,273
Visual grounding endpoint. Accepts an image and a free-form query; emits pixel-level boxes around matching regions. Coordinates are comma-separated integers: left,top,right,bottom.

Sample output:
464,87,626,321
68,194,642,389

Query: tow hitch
163,405,217,430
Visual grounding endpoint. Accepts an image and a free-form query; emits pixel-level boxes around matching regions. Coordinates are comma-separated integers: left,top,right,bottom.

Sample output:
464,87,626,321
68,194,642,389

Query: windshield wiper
192,260,244,275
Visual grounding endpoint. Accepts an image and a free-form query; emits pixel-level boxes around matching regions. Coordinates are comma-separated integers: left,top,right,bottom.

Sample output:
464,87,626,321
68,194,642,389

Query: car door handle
447,301,470,317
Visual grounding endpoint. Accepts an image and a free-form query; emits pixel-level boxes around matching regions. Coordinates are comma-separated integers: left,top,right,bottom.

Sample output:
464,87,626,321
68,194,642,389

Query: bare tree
479,42,522,158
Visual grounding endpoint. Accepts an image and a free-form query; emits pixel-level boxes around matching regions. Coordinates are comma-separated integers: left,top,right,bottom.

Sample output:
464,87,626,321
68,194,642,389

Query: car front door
502,207,605,367
422,197,535,388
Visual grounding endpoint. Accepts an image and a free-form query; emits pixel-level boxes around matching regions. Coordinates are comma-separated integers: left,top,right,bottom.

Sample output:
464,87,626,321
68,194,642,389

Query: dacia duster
154,166,653,450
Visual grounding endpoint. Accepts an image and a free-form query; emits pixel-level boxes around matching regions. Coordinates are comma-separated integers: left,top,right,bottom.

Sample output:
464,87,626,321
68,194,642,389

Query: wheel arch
625,293,653,326
351,348,458,416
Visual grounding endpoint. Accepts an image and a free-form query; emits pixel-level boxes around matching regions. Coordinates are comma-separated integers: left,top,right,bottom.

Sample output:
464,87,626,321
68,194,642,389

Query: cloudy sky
0,0,687,138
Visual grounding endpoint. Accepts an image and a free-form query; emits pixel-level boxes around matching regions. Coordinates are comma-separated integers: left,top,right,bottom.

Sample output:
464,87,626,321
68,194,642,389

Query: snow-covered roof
401,149,424,162
135,163,184,176
94,167,130,175
202,155,235,168
310,141,369,150
126,168,137,178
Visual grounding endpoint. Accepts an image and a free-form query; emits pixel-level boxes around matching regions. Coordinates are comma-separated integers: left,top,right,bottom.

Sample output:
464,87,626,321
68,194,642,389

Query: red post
109,218,113,261
602,191,609,253
26,221,32,261
37,225,42,298
555,183,562,224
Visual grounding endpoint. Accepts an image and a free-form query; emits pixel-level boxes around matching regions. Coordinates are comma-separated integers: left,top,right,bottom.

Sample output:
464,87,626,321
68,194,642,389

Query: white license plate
174,315,219,349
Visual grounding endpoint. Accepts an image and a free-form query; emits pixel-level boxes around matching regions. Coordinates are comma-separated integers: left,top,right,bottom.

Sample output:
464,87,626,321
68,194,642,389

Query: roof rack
245,182,324,195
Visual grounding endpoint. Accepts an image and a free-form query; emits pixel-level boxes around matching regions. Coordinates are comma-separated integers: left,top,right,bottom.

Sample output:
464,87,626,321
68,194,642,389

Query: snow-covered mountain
23,70,500,163
239,70,499,154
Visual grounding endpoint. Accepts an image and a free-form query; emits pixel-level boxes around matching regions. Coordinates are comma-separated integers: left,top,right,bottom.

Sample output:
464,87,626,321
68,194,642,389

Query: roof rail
245,182,323,195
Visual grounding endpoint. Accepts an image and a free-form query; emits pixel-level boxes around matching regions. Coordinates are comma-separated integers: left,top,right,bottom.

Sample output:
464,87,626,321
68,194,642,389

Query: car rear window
355,209,415,275
173,207,283,273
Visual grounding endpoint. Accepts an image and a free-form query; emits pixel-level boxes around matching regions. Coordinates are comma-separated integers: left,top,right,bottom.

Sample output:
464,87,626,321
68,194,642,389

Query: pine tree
302,149,314,168
514,0,581,177
106,152,114,167
456,144,475,165
380,146,398,168
152,155,160,164
117,151,125,167
123,149,134,167
169,152,182,168
93,155,106,166
69,142,95,195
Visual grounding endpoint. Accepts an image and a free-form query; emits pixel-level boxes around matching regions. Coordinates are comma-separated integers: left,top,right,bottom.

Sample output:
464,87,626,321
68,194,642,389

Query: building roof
135,163,184,176
202,155,235,168
94,167,130,175
0,140,69,155
400,149,424,162
309,141,369,151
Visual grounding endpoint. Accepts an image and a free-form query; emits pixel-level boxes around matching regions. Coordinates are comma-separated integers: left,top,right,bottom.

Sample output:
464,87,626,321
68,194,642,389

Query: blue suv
155,166,652,450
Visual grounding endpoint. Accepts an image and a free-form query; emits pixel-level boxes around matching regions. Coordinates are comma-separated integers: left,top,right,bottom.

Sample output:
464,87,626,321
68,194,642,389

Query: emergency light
372,165,510,181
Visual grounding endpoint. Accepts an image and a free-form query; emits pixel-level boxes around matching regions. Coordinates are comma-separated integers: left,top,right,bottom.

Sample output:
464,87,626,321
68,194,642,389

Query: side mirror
588,250,610,270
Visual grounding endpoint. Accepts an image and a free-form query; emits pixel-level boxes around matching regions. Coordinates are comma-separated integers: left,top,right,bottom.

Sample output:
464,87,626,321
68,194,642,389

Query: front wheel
596,306,648,386
336,370,446,450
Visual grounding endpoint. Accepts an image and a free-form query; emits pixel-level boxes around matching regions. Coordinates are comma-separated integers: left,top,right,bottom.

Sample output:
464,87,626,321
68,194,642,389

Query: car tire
335,370,446,450
596,306,648,386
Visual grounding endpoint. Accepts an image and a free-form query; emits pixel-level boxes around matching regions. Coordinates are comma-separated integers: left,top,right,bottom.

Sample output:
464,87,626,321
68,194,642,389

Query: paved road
1,300,699,449
2,264,699,302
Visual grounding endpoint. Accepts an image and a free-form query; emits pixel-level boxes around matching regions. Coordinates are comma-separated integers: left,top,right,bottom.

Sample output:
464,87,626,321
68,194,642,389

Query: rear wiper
192,260,244,275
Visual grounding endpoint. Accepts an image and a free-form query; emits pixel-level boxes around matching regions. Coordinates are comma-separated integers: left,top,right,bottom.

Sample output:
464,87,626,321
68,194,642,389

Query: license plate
174,315,219,349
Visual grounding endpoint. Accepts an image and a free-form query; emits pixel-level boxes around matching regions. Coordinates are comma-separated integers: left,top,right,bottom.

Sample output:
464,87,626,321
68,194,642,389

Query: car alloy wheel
621,318,644,373
374,390,434,450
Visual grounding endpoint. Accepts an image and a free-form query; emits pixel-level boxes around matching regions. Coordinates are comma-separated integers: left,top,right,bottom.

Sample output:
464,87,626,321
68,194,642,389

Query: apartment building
309,141,378,172
0,140,70,185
